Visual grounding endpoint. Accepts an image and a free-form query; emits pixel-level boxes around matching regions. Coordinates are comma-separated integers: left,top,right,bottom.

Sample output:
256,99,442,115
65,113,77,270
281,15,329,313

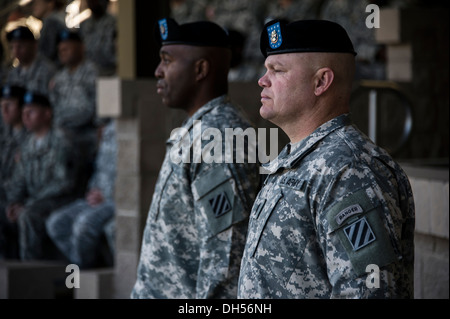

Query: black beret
1,85,27,106
260,19,357,58
57,29,82,44
154,18,230,48
23,91,52,109
6,26,35,42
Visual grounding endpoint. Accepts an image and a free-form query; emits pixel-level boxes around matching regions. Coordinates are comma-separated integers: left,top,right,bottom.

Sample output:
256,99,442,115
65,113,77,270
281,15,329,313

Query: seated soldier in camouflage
5,26,56,96
238,20,415,299
46,119,117,269
80,0,117,76
131,18,260,299
49,29,99,197
31,0,67,65
0,85,28,259
5,91,78,261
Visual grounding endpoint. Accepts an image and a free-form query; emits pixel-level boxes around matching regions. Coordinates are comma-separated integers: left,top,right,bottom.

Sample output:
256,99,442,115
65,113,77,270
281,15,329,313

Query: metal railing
350,80,414,155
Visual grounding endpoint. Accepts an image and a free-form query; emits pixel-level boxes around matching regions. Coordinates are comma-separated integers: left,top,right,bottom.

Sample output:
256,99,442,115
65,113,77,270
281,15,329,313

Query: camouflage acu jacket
0,126,28,202
132,95,260,299
238,114,415,299
6,54,56,96
49,60,98,129
7,128,77,207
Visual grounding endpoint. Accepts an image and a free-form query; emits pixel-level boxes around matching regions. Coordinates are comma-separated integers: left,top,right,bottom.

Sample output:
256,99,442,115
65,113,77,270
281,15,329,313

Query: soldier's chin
259,105,274,121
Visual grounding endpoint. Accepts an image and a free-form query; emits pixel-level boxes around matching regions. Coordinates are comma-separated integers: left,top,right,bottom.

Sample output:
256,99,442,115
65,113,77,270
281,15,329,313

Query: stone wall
403,165,449,299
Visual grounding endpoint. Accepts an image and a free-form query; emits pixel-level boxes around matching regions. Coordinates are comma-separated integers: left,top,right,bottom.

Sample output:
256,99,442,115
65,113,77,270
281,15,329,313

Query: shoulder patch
326,187,398,277
343,217,376,251
209,192,232,218
192,166,246,236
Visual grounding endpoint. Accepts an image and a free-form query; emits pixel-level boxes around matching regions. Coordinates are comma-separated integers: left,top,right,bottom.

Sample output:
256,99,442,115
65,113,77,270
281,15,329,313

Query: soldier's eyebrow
265,59,287,70
159,50,173,58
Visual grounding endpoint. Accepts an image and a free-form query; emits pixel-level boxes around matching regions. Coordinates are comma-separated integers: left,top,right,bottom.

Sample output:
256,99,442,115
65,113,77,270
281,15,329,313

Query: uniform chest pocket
247,188,283,258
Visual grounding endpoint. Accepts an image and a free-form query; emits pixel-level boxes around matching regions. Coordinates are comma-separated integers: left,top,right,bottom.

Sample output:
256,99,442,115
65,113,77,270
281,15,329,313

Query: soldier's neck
67,59,83,73
33,126,51,139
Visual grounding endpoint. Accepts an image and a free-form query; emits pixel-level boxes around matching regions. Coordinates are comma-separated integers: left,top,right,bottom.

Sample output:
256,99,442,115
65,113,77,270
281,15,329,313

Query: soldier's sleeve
6,155,28,205
191,163,258,298
33,134,76,202
88,121,117,200
318,166,408,298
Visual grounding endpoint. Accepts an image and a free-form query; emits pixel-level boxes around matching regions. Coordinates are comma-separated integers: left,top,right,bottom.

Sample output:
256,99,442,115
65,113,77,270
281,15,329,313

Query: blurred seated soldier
49,29,99,197
31,0,67,64
4,91,78,260
46,118,117,269
5,26,56,95
0,85,28,259
80,0,117,76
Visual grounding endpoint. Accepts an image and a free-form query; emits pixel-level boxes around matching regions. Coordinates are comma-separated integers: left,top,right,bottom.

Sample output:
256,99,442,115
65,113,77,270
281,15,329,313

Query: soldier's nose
155,62,164,79
258,72,270,88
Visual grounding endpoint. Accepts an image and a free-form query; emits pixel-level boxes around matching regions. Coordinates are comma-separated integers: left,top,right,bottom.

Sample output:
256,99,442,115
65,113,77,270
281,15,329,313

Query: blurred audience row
0,0,117,269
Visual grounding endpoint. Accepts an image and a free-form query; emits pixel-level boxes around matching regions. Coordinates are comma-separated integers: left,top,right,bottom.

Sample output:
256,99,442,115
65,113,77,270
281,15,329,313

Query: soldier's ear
44,108,53,121
195,58,210,82
314,67,334,97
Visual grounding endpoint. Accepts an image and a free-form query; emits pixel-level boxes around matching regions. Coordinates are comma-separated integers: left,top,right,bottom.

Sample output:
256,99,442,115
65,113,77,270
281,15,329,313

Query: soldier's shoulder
51,128,72,146
36,54,57,70
204,101,253,130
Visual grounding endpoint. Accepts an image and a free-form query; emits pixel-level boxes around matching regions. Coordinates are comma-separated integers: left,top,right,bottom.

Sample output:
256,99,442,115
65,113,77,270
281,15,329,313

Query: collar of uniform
262,114,351,173
167,95,229,145
29,129,53,155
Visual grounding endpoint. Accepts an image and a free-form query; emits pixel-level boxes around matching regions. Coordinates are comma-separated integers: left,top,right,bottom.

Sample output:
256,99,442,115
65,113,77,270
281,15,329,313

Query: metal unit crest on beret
159,19,169,41
267,22,282,49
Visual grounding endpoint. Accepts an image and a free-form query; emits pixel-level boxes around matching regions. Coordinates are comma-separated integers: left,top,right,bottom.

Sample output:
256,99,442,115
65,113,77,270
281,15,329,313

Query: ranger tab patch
344,217,376,251
335,204,363,225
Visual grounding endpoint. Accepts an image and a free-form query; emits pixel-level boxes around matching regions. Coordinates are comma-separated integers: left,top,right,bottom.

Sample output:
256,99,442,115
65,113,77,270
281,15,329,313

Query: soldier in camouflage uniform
49,30,99,197
207,0,267,82
238,20,415,299
4,91,78,260
31,0,67,65
80,0,117,76
5,26,57,96
263,0,322,22
319,0,384,80
131,18,260,299
0,85,28,259
46,119,117,269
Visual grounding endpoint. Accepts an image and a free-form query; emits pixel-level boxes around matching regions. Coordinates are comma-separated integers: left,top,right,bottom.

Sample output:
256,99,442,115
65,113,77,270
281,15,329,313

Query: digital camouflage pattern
5,128,78,259
238,114,415,299
38,11,67,63
80,13,117,76
6,128,77,205
6,54,56,96
49,59,99,192
0,126,28,203
46,120,117,268
0,126,28,259
49,59,98,130
132,95,260,299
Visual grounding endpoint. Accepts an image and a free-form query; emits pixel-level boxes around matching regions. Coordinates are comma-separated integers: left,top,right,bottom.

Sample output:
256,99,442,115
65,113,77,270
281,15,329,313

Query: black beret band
261,19,357,58
23,91,52,108
155,18,230,48
6,26,35,42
